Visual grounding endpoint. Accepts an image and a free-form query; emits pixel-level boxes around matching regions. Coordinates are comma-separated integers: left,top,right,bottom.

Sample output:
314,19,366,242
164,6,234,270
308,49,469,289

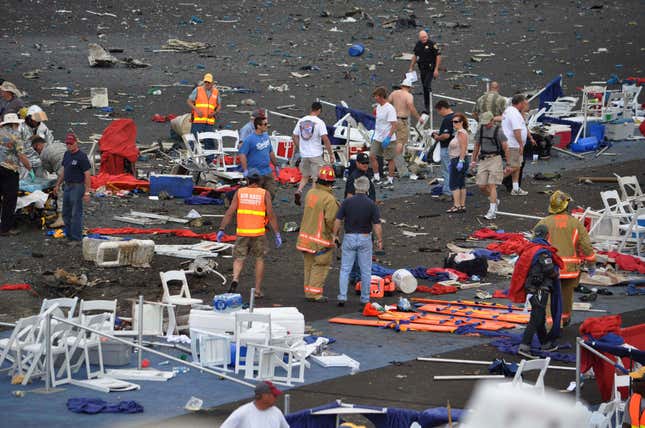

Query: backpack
478,125,501,156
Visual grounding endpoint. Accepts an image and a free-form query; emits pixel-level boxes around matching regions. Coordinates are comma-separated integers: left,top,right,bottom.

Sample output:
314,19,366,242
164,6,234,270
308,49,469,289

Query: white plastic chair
19,319,74,387
255,339,309,385
64,313,110,380
79,299,117,332
612,372,631,427
160,271,203,334
40,297,78,320
589,400,619,428
616,175,645,211
214,130,241,171
190,328,232,371
510,357,550,394
0,315,40,375
234,312,272,378
196,131,220,159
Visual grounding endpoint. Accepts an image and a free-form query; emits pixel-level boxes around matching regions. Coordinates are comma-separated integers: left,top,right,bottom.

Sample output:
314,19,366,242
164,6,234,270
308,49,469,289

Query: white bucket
392,269,417,294
90,87,109,108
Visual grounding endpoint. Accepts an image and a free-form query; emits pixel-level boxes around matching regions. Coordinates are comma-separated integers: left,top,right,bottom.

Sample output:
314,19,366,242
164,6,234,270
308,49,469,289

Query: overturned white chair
0,315,41,376
160,270,203,334
190,328,232,371
79,299,117,333
63,313,111,380
40,297,78,320
19,319,75,387
510,357,550,394
253,338,308,386
234,312,273,378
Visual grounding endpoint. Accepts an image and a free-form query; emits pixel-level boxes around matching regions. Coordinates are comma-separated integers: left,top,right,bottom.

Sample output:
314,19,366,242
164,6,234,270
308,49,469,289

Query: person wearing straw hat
18,105,54,177
0,113,31,236
0,81,25,118
534,190,595,326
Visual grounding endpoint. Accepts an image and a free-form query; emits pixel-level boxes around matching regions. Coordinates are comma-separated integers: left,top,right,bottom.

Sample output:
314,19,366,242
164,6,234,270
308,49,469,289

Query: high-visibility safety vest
236,187,267,237
536,213,595,279
192,86,219,125
629,393,645,428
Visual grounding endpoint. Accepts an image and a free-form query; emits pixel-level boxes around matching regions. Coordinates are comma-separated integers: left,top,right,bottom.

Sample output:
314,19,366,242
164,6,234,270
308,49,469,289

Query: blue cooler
570,136,598,152
149,174,194,198
587,122,605,143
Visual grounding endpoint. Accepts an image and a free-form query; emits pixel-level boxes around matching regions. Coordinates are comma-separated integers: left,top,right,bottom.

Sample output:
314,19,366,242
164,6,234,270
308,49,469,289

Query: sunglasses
260,122,268,126
452,120,462,124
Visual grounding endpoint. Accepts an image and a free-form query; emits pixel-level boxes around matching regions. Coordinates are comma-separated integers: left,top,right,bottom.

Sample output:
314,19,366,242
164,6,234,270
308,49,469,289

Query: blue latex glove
216,230,225,242
243,169,248,178
275,233,282,248
29,169,36,181
381,135,392,148
456,160,464,171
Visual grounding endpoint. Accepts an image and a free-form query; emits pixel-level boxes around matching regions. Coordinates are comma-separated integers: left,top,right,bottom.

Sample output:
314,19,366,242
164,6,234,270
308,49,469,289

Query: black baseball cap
356,153,369,164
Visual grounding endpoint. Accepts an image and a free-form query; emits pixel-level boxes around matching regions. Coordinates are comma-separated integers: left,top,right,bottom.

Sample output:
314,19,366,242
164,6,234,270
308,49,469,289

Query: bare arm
19,152,30,170
269,150,278,167
407,98,421,121
434,55,442,78
218,194,239,231
187,99,200,117
471,140,481,163
513,129,524,153
388,121,398,137
373,223,383,250
83,170,91,202
458,131,468,160
265,192,279,234
239,153,248,171
409,55,417,72
322,135,333,162
332,218,342,239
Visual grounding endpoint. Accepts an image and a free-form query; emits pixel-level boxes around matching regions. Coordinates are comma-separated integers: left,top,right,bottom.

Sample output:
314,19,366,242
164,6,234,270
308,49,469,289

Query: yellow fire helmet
549,190,572,214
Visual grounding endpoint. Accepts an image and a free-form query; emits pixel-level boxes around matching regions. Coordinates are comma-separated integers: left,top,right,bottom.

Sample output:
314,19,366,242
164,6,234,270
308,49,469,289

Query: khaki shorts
233,235,268,259
476,155,503,185
395,119,409,146
371,139,397,161
507,148,523,168
299,155,324,178
260,174,277,200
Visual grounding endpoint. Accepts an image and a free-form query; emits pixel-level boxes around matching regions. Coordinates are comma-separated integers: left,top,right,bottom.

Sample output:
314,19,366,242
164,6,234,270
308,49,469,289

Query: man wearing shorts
369,87,398,186
471,112,509,220
217,169,281,298
292,102,333,205
501,94,530,196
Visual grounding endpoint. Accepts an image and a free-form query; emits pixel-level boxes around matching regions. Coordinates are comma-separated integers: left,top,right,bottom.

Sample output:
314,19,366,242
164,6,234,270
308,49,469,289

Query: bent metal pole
51,315,254,388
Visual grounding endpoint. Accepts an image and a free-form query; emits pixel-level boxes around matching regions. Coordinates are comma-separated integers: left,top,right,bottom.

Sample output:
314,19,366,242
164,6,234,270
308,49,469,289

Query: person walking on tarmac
217,169,281,299
509,225,564,359
186,73,220,156
297,165,339,302
534,190,595,326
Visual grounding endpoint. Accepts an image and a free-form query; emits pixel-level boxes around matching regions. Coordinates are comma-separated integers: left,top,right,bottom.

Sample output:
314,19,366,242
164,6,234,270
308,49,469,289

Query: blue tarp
335,105,375,131
67,398,143,414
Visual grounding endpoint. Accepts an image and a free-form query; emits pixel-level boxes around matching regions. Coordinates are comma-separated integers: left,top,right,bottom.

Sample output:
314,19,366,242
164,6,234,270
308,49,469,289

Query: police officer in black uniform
409,30,442,113
518,225,560,358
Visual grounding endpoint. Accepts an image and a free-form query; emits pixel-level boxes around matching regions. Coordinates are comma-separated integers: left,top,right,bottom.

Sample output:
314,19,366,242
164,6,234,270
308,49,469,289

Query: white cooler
188,307,305,336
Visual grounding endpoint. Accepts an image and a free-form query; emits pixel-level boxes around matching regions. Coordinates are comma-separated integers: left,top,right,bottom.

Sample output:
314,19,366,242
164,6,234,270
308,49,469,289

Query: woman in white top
446,113,469,213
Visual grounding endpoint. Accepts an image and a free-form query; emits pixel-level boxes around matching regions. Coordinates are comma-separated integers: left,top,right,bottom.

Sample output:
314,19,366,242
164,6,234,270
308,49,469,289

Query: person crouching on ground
217,168,281,298
220,381,289,428
446,113,469,213
296,165,339,303
514,225,564,358
333,176,383,307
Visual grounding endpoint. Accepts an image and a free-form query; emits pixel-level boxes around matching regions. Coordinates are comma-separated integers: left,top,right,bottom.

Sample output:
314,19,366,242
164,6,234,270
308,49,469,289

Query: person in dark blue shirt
345,152,376,201
54,134,91,243
239,116,280,200
333,176,383,306
431,100,455,198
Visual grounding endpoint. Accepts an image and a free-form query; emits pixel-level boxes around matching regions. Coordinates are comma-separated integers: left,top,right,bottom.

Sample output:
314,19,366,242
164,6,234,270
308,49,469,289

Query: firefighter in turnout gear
296,165,339,302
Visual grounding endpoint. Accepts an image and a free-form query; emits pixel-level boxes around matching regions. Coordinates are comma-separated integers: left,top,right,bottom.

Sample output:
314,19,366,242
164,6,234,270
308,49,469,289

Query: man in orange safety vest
187,73,220,155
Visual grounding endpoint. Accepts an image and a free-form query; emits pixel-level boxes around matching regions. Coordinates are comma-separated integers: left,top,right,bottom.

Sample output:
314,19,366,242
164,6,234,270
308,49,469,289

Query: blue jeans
191,123,216,162
338,234,373,303
63,183,84,241
440,147,451,195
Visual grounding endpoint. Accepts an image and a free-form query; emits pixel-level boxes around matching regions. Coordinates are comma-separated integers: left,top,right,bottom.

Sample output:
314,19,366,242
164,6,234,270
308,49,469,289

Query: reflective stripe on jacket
236,187,267,237
536,213,595,279
192,86,219,125
297,184,339,254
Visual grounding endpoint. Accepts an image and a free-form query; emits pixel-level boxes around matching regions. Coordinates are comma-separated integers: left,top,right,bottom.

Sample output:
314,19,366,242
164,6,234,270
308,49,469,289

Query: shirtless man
388,78,423,157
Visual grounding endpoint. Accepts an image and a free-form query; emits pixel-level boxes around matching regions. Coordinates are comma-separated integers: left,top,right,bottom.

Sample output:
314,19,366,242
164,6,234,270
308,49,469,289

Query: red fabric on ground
470,228,526,241
0,284,32,291
602,251,645,274
98,119,139,175
416,284,458,295
487,236,530,255
88,227,237,243
579,315,625,402
91,172,149,190
425,267,469,281
493,289,509,299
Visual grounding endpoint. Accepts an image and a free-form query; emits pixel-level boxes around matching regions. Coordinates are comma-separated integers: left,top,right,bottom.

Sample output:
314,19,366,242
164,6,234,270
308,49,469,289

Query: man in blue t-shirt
53,134,91,244
239,116,280,200
333,176,383,306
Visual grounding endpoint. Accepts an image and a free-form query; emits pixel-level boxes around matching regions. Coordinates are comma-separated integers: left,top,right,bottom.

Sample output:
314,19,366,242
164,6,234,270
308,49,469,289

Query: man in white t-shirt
501,94,530,196
292,101,333,205
220,381,289,428
369,86,398,186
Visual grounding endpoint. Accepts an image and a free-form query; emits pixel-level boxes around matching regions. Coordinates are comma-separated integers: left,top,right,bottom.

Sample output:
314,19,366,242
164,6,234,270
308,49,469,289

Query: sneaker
484,211,497,220
517,346,537,359
294,191,302,206
337,300,346,307
228,280,238,293
511,188,528,196
541,342,559,352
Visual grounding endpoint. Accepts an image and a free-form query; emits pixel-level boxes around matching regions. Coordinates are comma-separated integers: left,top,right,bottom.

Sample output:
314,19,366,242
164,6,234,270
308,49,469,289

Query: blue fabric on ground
371,264,451,282
488,358,518,377
183,196,224,205
626,284,645,296
489,332,575,362
372,263,396,277
472,248,502,261
303,335,336,345
430,185,443,196
538,76,564,110
67,398,143,414
335,105,375,130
